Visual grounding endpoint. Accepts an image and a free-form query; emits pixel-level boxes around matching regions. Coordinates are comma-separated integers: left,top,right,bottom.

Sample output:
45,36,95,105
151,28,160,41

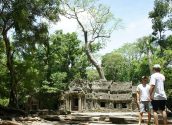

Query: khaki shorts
139,101,152,113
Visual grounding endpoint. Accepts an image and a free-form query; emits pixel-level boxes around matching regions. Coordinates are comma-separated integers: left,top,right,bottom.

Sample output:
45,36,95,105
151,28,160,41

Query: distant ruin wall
60,79,138,112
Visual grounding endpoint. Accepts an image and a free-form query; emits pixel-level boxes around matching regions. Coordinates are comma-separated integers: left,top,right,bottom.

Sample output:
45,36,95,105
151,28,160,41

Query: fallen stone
71,116,91,121
17,116,41,121
0,120,21,125
42,115,60,121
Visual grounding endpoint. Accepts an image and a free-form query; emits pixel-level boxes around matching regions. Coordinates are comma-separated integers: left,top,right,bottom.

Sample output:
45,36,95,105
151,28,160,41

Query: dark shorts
151,100,166,111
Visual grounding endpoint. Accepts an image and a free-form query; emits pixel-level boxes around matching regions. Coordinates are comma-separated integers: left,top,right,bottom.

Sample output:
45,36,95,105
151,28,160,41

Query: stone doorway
71,97,79,111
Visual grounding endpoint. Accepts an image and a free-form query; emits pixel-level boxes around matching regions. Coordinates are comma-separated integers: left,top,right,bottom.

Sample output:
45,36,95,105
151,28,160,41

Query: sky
49,0,155,55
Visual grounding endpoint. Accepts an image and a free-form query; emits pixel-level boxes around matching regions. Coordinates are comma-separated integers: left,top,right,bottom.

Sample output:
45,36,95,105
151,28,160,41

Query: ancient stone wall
60,79,137,112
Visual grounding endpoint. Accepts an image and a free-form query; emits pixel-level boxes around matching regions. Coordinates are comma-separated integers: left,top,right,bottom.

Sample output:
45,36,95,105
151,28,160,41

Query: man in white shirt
149,64,167,125
137,76,152,125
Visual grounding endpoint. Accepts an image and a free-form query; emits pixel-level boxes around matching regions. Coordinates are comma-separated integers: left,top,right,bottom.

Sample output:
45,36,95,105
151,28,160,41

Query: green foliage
1,0,61,108
102,52,129,82
115,42,141,62
149,0,171,50
130,58,150,84
13,30,88,109
105,35,166,84
86,69,99,81
0,98,9,106
149,0,169,32
49,30,89,82
41,72,67,93
0,0,88,107
165,35,172,49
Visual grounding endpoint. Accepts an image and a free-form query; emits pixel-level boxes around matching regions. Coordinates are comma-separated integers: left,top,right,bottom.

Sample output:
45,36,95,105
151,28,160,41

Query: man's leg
160,110,167,125
138,102,145,125
151,100,159,125
159,100,167,125
147,112,151,125
147,101,152,125
153,111,159,125
138,112,143,125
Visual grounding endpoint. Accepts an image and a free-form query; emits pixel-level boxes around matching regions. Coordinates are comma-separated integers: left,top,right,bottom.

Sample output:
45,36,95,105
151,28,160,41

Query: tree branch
90,33,110,44
74,8,86,33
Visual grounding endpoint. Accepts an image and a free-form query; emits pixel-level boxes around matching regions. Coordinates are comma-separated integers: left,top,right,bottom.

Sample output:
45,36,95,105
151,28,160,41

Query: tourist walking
137,76,152,125
149,64,167,125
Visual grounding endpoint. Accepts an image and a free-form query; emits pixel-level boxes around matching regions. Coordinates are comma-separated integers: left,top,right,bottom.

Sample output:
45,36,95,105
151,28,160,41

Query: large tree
45,30,89,84
102,52,129,82
0,0,60,108
61,0,121,80
149,0,171,51
136,36,155,74
111,36,156,83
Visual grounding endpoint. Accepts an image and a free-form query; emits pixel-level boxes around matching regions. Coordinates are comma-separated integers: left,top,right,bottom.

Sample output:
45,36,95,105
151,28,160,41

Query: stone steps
41,112,172,124
69,112,172,124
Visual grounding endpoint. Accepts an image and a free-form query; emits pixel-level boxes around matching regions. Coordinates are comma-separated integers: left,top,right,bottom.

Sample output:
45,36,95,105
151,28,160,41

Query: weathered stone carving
60,79,137,112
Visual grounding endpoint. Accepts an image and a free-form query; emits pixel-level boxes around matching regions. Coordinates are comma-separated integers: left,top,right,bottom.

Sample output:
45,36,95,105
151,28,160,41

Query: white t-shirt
149,72,167,100
137,84,150,101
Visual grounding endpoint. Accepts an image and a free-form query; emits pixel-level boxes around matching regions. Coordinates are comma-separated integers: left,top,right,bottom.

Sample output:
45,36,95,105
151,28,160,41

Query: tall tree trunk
147,49,152,75
45,42,52,84
2,31,18,108
84,31,106,80
146,39,152,75
73,10,106,80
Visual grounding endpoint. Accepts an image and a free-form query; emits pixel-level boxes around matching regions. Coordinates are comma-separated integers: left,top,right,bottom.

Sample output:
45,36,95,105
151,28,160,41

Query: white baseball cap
153,64,161,68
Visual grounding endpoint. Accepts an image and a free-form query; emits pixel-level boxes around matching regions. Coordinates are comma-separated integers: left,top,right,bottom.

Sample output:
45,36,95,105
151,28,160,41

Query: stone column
79,96,82,111
84,97,86,110
69,96,71,111
66,98,68,110
81,97,84,110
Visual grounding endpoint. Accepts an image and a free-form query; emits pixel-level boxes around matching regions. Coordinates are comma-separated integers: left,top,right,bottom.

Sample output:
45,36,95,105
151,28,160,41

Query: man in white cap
149,64,167,125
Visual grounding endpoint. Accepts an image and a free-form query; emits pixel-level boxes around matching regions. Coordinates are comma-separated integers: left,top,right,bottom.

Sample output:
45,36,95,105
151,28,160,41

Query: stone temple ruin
59,79,138,112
